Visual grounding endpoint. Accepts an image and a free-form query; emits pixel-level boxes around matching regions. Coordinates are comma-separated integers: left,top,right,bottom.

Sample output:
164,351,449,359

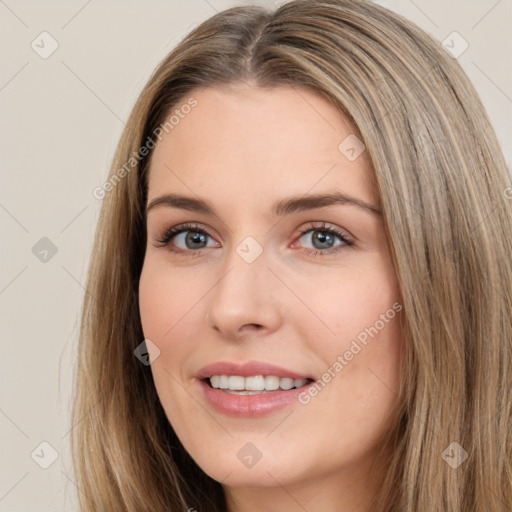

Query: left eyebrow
272,191,382,217
145,191,382,217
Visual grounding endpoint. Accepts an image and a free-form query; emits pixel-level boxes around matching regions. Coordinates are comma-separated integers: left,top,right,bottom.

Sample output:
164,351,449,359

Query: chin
203,460,291,488
187,442,300,488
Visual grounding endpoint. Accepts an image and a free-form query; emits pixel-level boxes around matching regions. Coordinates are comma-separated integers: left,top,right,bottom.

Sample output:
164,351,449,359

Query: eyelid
295,221,352,239
153,220,354,254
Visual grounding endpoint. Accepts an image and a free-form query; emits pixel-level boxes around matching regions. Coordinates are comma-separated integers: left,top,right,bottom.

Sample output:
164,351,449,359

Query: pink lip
196,360,312,380
195,360,314,418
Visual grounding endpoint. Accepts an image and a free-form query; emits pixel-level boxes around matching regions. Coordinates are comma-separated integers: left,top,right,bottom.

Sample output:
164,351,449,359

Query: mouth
204,375,314,395
195,361,316,416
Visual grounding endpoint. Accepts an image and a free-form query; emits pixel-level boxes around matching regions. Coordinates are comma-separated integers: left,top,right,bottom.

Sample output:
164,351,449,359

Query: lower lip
197,379,311,417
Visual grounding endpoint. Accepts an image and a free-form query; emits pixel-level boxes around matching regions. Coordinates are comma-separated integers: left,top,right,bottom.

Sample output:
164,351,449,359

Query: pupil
186,232,206,248
313,231,333,249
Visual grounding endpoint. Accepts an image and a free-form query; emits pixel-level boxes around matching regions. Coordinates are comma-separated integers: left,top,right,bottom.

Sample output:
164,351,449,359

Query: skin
138,83,403,512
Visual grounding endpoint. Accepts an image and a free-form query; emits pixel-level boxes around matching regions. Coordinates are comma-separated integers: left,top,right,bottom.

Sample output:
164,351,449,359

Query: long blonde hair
71,0,512,510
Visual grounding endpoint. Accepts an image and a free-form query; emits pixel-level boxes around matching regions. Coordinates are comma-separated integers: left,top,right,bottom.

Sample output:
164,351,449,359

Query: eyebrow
145,191,382,217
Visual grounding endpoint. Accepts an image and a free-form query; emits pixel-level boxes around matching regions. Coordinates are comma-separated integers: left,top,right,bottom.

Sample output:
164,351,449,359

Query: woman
72,0,512,510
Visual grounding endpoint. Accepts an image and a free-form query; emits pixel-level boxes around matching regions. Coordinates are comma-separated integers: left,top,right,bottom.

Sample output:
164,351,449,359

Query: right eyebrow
146,194,213,216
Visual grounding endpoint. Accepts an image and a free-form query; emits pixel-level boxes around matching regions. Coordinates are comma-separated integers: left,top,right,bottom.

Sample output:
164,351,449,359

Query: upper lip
196,361,313,381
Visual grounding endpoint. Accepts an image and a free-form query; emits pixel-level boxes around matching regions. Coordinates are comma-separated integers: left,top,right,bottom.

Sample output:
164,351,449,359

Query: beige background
0,0,510,510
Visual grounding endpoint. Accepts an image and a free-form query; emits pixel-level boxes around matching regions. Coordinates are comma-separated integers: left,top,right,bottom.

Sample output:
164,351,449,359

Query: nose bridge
205,236,281,335
213,238,269,308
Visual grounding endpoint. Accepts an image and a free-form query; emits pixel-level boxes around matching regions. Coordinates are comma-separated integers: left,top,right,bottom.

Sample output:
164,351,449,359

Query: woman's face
139,84,403,507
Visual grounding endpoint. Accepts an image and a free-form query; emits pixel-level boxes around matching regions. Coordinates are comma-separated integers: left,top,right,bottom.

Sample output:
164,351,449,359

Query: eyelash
154,222,354,257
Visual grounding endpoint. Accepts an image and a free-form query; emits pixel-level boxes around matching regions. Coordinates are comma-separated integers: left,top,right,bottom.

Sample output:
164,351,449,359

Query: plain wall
0,0,510,510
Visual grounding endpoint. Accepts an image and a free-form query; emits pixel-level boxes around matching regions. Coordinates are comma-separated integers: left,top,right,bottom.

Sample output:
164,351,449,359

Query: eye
294,222,354,255
153,221,354,257
154,223,219,253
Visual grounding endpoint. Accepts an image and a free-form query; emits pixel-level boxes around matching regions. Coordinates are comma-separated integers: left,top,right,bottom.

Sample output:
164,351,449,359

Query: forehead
146,84,377,209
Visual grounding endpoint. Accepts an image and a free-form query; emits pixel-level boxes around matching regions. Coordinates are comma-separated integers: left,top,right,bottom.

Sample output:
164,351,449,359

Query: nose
205,247,282,340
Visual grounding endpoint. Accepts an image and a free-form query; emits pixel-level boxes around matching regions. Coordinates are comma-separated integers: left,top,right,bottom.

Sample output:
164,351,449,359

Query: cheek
302,263,403,410
138,260,202,339
138,261,201,387
138,262,203,422
307,262,401,347
291,281,402,471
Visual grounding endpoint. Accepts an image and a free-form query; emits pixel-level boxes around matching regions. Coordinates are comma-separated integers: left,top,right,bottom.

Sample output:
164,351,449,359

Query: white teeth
228,375,245,390
280,377,294,390
245,375,265,390
208,375,310,392
264,375,280,390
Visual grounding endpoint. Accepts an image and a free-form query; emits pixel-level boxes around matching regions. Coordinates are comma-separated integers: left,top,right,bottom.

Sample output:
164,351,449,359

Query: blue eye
295,223,354,255
155,223,217,251
154,221,354,256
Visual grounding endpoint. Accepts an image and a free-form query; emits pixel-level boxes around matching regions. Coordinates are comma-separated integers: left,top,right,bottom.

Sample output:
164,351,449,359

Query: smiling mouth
205,375,314,395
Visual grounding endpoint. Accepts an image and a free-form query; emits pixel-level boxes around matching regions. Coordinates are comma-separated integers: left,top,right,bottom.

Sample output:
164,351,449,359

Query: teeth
246,375,265,390
209,375,310,392
228,375,245,390
264,375,280,390
280,378,295,390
